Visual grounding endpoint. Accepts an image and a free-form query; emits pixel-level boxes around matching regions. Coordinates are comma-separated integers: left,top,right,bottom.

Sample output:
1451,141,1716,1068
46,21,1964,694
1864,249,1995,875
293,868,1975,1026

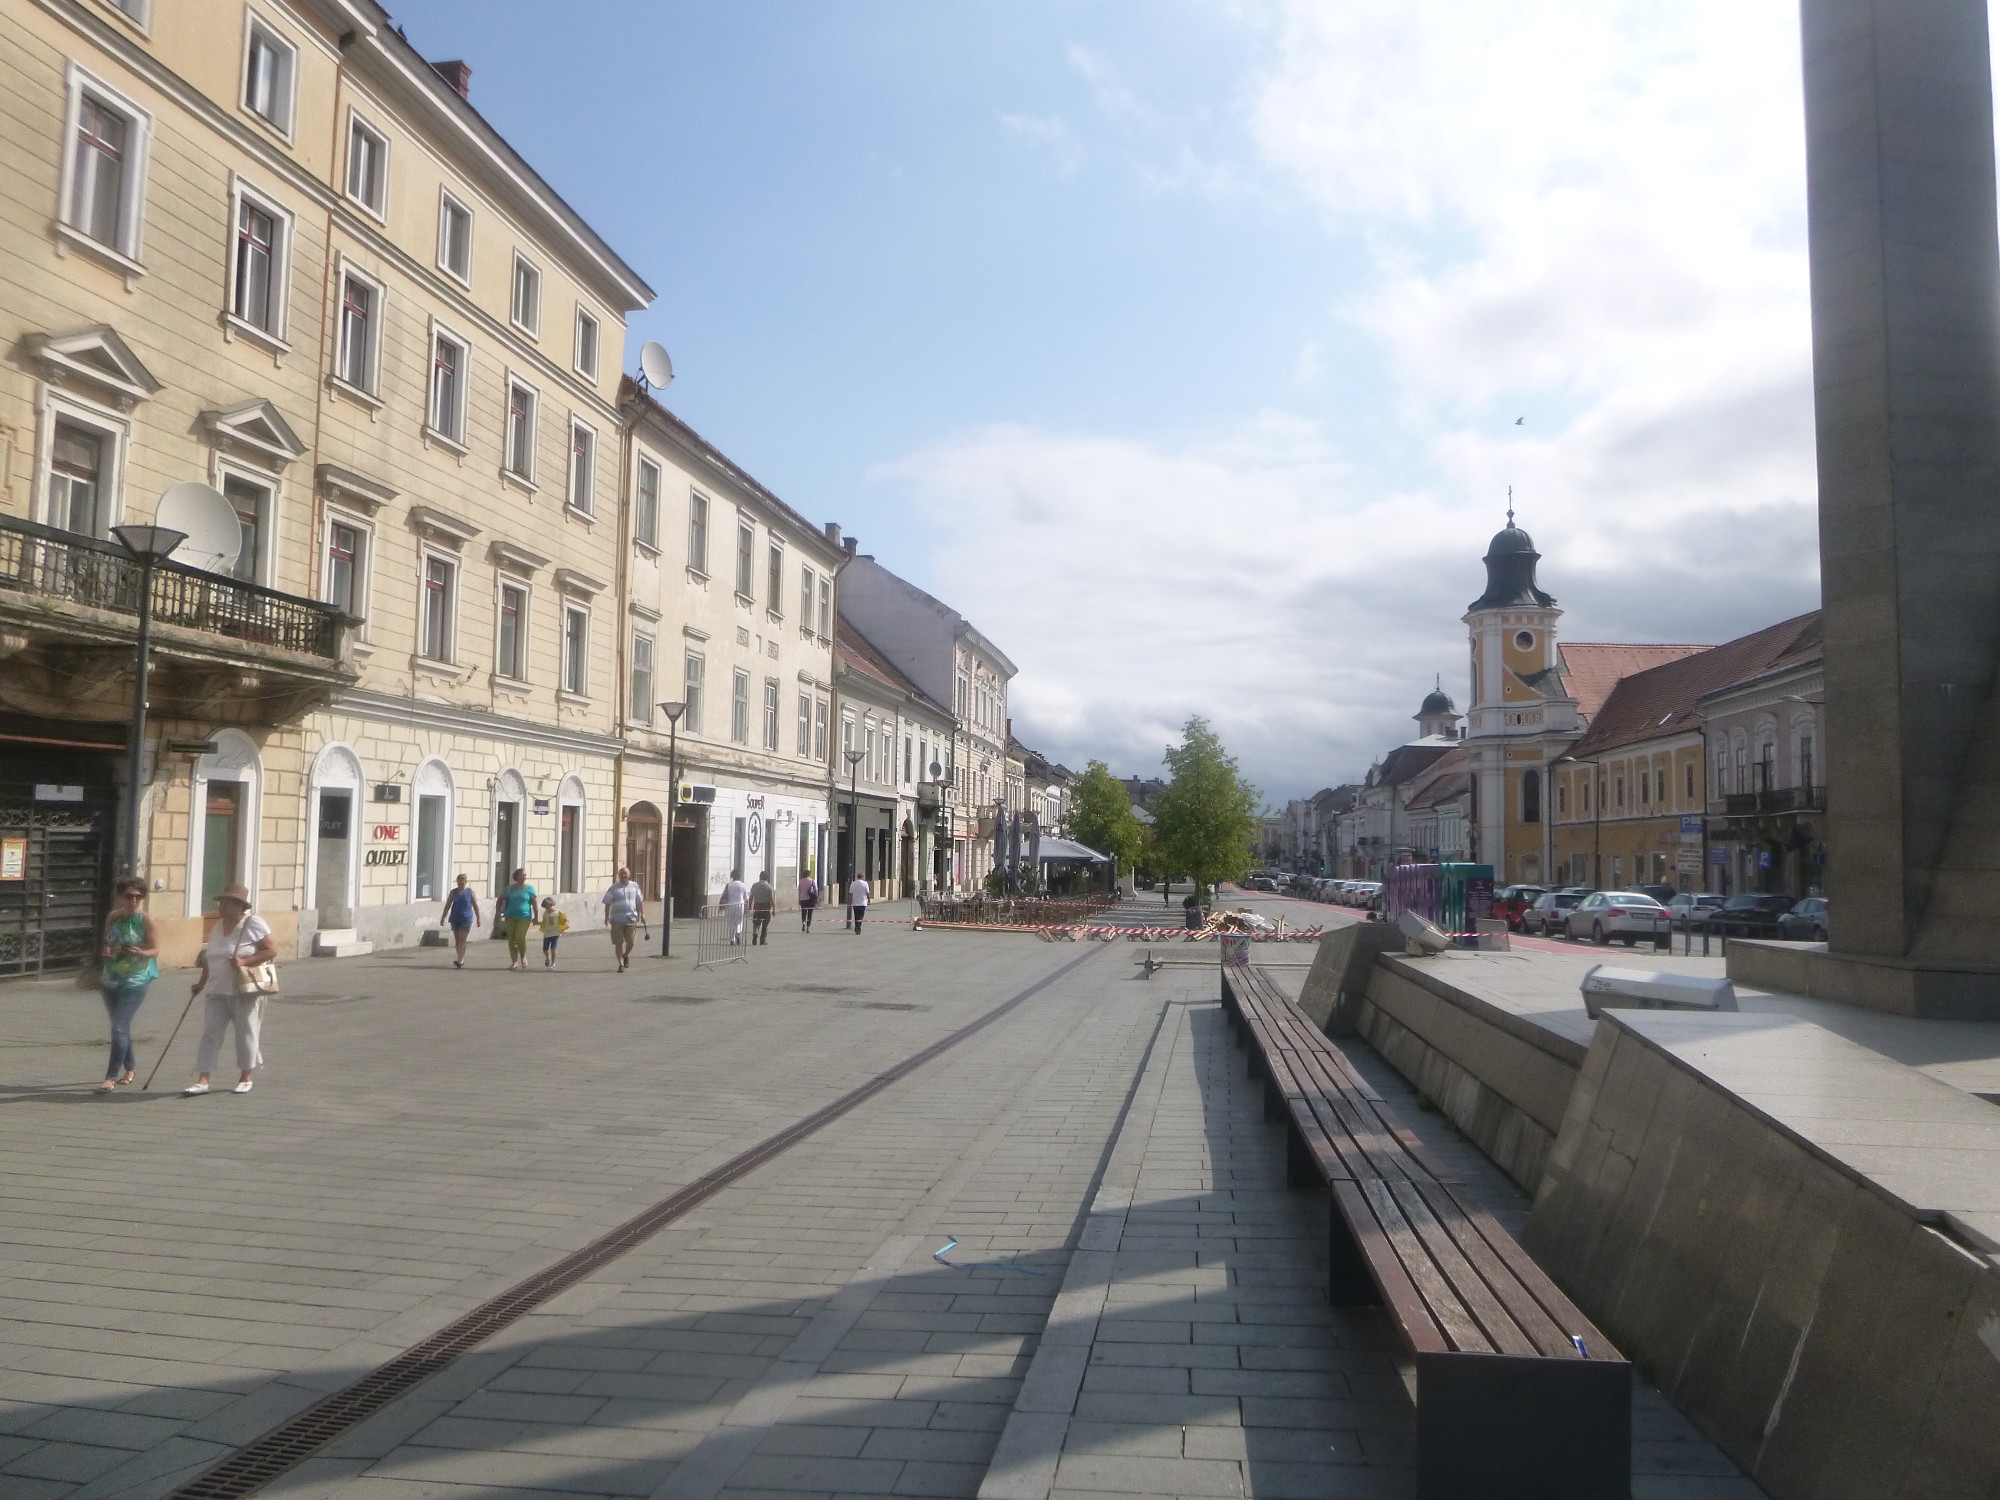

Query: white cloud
1001,112,1085,175
885,1,1825,799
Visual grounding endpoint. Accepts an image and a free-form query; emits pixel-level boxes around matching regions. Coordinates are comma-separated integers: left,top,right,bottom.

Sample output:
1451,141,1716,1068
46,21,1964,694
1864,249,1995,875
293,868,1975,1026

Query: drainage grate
167,946,1102,1499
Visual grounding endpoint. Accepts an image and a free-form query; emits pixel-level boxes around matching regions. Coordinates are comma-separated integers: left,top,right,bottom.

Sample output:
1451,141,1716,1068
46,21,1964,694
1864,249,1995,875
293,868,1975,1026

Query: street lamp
655,700,685,957
843,747,865,899
110,524,185,876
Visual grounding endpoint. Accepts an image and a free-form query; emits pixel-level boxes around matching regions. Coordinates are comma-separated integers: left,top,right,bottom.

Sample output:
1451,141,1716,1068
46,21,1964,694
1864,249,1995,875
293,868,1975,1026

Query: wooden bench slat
1385,1180,1540,1357
1435,1181,1622,1362
1331,1179,1450,1352
1411,1180,1581,1360
1357,1178,1495,1353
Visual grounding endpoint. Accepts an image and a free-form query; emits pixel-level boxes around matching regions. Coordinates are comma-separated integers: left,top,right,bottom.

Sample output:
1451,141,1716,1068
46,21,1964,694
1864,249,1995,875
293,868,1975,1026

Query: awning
1034,836,1109,864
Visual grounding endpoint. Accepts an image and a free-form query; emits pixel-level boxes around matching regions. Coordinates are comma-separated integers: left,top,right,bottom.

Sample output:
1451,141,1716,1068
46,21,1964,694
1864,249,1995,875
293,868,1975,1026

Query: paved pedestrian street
0,902,1750,1499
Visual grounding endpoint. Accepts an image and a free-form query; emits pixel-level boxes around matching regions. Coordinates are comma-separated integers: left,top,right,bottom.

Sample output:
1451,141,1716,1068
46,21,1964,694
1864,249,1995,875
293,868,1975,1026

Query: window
229,190,286,336
683,653,705,734
62,74,150,259
437,191,471,281
335,268,381,392
1521,768,1540,824
689,493,709,573
730,670,750,743
635,457,660,547
505,380,537,481
48,419,108,537
421,555,455,662
767,544,784,615
415,790,446,902
797,693,812,755
1685,761,1695,800
496,582,526,679
568,420,595,514
817,576,831,637
429,328,467,443
631,633,654,724
325,520,364,617
763,678,780,750
904,737,913,783
243,19,296,134
563,606,588,695
814,699,828,762
735,519,755,598
1799,734,1816,792
800,564,815,629
222,474,267,583
510,253,541,334
559,804,581,894
1556,781,1567,818
574,307,599,379
346,115,388,216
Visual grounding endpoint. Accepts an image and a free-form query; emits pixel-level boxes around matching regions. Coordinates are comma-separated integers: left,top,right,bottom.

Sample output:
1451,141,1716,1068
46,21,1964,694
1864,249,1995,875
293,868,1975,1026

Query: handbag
235,960,280,996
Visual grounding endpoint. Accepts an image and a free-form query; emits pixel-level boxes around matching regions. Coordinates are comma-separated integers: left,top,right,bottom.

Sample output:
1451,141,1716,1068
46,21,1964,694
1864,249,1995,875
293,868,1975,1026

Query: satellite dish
155,481,241,575
638,341,674,392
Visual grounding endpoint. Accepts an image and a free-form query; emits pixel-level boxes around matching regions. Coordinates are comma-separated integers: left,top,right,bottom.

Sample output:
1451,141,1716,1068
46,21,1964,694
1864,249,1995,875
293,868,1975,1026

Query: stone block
1296,924,1403,1033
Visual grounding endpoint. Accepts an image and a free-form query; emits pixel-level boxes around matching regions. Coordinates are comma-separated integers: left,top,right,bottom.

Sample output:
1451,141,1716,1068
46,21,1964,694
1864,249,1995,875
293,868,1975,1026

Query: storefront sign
32,785,82,802
371,824,401,841
364,848,406,867
0,838,25,880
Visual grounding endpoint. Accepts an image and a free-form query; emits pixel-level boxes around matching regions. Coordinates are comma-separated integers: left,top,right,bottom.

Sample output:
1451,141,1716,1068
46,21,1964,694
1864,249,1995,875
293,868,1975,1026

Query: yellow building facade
0,0,651,966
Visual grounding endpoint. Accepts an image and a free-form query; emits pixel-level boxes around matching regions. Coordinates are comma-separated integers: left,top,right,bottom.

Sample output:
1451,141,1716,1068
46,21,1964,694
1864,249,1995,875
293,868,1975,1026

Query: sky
389,0,1827,803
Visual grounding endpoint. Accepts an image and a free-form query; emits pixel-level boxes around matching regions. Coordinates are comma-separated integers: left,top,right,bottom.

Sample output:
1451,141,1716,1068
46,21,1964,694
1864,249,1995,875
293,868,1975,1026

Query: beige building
616,387,842,914
0,0,651,966
831,616,954,900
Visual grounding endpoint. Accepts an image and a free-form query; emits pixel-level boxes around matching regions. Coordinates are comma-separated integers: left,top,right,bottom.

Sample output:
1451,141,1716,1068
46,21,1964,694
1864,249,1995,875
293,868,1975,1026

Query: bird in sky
1514,416,1524,425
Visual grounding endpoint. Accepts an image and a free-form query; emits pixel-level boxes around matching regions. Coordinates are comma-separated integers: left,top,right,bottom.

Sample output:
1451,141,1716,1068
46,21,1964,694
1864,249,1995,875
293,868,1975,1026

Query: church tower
1462,504,1566,882
1414,680,1460,741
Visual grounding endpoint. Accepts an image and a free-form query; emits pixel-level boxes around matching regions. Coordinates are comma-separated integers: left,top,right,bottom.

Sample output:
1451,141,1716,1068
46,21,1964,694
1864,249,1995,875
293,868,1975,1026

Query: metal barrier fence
693,904,750,970
915,895,1118,927
1386,862,1495,933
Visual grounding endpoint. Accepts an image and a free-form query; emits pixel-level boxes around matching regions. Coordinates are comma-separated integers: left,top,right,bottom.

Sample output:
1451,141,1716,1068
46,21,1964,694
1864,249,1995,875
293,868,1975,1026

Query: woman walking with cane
94,877,158,1092
183,884,278,1095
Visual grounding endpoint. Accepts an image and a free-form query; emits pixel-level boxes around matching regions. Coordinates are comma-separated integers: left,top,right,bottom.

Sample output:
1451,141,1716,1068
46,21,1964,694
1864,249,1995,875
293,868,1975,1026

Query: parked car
1562,891,1669,946
1347,881,1385,912
1492,884,1548,931
1242,875,1277,893
1634,883,1678,906
1699,892,1798,938
1664,892,1727,930
1777,895,1829,941
1521,890,1586,935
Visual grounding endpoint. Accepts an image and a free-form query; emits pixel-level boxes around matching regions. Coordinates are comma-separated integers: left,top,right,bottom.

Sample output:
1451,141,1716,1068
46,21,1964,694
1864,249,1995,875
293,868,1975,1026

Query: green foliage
1067,759,1144,867
1152,716,1259,896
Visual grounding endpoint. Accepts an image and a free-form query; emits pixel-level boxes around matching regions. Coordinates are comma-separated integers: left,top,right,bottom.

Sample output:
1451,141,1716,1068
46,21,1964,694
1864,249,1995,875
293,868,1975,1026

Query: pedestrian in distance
95,875,158,1092
441,873,480,968
602,865,645,971
501,868,538,971
798,870,818,933
848,873,870,934
749,870,775,946
720,869,748,946
540,896,568,967
184,884,277,1096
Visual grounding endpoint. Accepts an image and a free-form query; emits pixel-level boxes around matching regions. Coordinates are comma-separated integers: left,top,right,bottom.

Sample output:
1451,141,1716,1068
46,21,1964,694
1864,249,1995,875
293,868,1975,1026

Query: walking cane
141,983,201,1092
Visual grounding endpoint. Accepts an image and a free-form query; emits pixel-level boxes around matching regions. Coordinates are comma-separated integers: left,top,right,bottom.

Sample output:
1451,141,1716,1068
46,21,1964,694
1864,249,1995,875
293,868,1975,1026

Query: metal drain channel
167,948,1101,1499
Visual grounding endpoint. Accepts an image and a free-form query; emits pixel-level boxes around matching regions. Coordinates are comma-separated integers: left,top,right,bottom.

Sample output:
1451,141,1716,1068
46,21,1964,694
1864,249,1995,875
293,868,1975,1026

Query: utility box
1388,863,1495,933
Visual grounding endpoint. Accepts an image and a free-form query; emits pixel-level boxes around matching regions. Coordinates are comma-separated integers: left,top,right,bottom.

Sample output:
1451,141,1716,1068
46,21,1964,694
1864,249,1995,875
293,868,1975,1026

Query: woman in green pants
501,868,538,971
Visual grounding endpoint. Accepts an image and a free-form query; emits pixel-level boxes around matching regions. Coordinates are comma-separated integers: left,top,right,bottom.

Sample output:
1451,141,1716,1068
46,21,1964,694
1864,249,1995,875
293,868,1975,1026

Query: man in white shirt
720,869,748,946
848,874,870,934
601,866,646,971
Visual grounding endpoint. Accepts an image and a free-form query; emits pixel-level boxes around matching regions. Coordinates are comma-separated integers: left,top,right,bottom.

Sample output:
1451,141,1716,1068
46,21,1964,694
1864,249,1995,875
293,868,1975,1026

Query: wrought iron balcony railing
1717,786,1827,817
0,514,346,661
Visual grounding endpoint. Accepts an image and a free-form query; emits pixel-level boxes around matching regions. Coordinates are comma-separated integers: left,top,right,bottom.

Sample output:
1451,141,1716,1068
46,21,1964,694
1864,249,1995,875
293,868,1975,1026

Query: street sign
1680,815,1703,843
1756,849,1773,869
1710,847,1728,865
1676,849,1700,873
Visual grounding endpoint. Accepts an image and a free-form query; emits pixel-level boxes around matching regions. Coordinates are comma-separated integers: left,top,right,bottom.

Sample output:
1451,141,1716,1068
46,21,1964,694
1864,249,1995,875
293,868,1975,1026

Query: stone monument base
1726,939,2000,1020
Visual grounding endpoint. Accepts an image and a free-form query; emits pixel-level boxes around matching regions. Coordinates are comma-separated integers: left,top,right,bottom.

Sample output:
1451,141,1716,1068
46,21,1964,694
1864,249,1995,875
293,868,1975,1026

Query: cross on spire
1506,485,1514,526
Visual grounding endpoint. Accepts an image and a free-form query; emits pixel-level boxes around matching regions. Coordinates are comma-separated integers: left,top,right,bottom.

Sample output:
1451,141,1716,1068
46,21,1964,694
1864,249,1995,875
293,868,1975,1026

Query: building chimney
823,522,840,546
843,537,858,556
431,60,472,98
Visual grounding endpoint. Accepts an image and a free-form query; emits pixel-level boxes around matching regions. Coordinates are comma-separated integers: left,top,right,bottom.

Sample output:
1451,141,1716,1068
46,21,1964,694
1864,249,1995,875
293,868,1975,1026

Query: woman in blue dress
95,877,159,1092
441,873,481,968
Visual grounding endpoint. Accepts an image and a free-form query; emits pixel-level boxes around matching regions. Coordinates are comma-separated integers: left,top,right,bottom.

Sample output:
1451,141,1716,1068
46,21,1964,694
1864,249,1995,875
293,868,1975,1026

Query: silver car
1562,890,1669,946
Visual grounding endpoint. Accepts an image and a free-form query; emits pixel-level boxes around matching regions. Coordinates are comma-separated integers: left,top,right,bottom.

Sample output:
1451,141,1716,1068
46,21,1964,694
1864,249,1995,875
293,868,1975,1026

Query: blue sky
392,1,1825,801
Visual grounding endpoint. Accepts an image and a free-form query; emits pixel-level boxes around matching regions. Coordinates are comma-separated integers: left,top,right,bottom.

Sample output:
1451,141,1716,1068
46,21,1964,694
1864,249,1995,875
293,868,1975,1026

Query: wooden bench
1221,960,1632,1500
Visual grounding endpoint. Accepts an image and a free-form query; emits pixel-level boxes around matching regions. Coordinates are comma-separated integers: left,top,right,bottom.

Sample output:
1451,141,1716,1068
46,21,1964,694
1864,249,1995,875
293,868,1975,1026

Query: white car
1561,891,1668,946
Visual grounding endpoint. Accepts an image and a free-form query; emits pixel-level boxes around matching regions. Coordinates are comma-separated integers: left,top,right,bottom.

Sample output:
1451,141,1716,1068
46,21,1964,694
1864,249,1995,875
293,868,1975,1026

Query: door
626,804,661,898
0,789,114,978
202,781,243,913
670,806,707,915
315,789,352,921
732,816,748,882
414,793,446,901
763,818,778,883
559,805,580,893
493,801,518,894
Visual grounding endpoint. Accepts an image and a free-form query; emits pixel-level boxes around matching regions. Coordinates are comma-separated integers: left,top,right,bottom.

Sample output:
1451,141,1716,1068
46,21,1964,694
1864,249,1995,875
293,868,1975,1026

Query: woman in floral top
95,877,159,1092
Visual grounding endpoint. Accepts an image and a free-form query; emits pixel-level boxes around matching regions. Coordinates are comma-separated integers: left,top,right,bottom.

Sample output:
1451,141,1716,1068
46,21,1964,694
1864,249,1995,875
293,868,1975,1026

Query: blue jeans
101,981,151,1079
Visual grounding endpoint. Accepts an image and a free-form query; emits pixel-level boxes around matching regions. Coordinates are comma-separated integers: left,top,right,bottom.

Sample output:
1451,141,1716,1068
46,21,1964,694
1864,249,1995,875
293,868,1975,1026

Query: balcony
1716,786,1827,818
0,515,356,726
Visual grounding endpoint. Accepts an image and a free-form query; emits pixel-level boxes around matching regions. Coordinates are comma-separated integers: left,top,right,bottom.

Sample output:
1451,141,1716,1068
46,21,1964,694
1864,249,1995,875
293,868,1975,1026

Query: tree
1067,759,1143,868
1152,716,1260,898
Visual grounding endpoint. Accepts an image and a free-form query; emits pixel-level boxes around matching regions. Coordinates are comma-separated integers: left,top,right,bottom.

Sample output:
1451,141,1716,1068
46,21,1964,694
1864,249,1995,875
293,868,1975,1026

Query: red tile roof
1565,613,1822,759
1552,643,1712,721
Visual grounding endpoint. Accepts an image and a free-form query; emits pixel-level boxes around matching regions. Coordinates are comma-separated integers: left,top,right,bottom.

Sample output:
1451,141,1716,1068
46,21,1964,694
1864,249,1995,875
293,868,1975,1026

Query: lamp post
843,748,865,900
655,700,684,957
110,524,185,877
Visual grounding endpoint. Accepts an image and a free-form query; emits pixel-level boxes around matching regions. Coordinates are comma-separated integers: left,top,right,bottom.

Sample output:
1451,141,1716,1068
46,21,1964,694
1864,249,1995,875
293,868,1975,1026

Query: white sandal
233,1080,253,1094
183,1083,210,1096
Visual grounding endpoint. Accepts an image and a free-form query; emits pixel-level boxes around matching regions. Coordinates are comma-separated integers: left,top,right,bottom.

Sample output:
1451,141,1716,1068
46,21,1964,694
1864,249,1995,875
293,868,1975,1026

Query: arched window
308,743,365,922
1521,768,1541,824
188,729,263,918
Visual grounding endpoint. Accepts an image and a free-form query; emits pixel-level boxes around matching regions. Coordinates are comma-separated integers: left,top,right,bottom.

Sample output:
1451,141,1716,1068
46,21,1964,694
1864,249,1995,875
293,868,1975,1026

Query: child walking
540,897,569,968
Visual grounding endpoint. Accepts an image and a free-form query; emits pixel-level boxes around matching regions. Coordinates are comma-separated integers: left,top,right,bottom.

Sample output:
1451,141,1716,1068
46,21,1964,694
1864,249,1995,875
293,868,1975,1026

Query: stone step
311,929,375,958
